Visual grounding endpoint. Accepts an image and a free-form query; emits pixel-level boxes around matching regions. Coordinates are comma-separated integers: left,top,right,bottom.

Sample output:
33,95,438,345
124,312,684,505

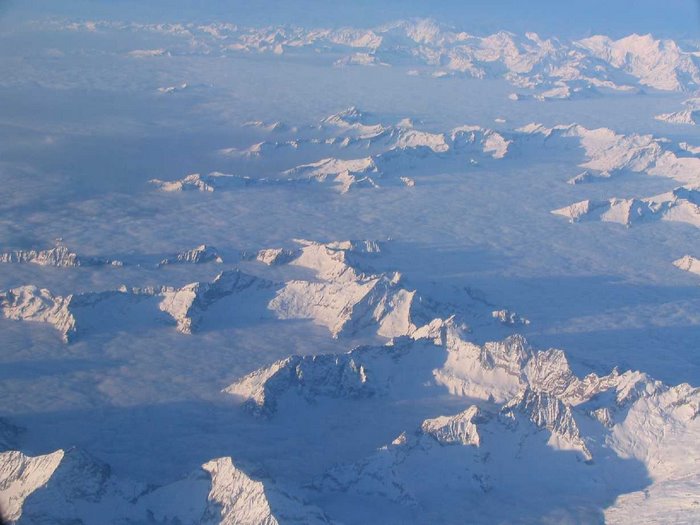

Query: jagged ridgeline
2,238,699,523
4,11,700,524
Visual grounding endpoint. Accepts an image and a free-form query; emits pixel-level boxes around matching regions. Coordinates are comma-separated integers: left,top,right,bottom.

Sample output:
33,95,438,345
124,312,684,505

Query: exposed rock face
226,329,616,416
6,369,695,524
522,123,700,186
0,285,77,342
0,283,188,342
159,270,271,334
501,388,591,460
390,128,449,153
269,274,416,338
12,16,700,525
220,107,504,196
235,323,698,521
284,156,378,181
0,447,112,522
225,324,699,478
254,248,300,266
158,244,223,266
3,237,700,522
0,245,123,268
421,406,483,446
202,457,280,525
225,350,377,415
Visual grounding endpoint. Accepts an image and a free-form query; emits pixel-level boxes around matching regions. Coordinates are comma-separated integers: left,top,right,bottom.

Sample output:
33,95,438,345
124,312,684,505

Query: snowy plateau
2,3,700,524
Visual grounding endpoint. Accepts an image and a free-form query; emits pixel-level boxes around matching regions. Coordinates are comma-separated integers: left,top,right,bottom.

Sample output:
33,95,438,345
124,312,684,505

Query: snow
284,157,378,184
150,172,252,192
552,186,700,228
203,457,330,525
254,248,300,266
3,5,700,524
420,407,482,446
0,450,64,522
158,244,223,266
576,33,700,91
674,255,700,276
655,109,700,125
0,244,123,268
228,320,700,519
0,285,77,342
158,270,271,334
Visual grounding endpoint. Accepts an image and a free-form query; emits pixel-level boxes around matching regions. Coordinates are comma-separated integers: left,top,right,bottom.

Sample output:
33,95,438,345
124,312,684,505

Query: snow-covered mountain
50,18,700,100
150,172,254,192
575,33,700,91
0,447,331,524
5,6,700,524
0,284,169,342
674,254,700,276
154,108,513,195
152,111,700,202
158,269,273,334
0,244,123,268
228,323,700,523
655,97,700,125
1,285,81,342
552,186,700,228
3,316,699,522
158,244,223,266
513,121,700,189
656,108,700,125
283,156,380,193
0,239,504,343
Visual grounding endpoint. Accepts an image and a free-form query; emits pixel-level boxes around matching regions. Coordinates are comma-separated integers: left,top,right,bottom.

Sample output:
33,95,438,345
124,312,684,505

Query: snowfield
2,5,700,524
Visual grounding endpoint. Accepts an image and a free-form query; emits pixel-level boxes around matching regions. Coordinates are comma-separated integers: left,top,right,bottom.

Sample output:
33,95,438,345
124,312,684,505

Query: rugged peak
254,247,301,266
480,334,532,371
225,351,375,416
202,457,279,525
0,449,65,522
159,269,269,334
421,406,484,446
501,388,591,460
158,244,223,266
0,285,77,342
0,244,123,268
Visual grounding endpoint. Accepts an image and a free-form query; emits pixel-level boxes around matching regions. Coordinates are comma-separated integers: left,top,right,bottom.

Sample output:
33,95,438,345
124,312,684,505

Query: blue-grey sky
5,0,700,39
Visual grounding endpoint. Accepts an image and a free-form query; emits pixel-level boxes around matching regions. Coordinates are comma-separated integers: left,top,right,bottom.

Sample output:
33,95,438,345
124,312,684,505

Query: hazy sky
5,0,700,39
